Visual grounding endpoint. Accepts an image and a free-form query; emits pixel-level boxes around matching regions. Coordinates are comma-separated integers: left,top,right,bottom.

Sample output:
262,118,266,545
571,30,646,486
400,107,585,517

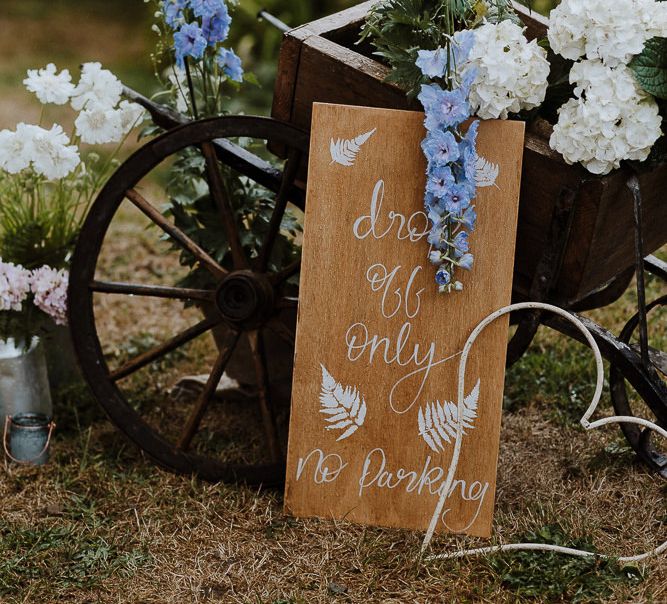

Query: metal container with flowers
0,61,146,420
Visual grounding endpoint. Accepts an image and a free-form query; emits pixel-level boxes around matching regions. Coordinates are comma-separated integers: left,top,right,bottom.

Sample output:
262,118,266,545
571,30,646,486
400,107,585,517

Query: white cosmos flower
75,104,123,144
23,63,75,105
31,124,80,180
118,100,146,133
0,123,40,174
462,21,550,120
70,62,123,111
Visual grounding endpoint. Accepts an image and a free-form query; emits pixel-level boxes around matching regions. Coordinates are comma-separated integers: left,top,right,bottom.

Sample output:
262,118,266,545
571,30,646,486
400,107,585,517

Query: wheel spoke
90,280,214,302
248,330,282,462
269,257,301,286
177,328,240,451
266,317,295,347
110,316,219,382
125,188,226,280
201,142,249,269
256,149,302,272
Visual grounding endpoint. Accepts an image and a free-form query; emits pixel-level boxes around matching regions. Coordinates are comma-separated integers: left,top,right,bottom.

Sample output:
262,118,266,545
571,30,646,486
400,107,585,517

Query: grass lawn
0,1,665,602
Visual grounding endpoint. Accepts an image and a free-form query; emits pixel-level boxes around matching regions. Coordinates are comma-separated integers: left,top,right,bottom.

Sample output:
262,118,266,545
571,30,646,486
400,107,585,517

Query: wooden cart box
271,1,667,305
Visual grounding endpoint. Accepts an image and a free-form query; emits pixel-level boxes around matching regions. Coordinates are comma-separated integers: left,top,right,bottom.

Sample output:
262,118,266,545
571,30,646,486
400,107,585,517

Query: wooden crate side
513,139,589,301
556,179,604,302
290,36,415,131
575,169,667,296
271,32,307,124
299,0,375,37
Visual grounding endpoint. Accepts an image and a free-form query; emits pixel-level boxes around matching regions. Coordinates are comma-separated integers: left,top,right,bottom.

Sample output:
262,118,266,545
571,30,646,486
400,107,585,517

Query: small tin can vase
4,413,55,466
0,338,53,465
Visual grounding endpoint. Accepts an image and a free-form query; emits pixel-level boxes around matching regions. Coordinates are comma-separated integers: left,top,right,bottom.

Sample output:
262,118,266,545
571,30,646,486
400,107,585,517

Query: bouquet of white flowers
362,0,667,292
0,62,145,342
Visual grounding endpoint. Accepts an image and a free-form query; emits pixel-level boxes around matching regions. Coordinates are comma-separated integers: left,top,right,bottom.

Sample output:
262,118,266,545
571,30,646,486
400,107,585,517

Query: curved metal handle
3,416,56,465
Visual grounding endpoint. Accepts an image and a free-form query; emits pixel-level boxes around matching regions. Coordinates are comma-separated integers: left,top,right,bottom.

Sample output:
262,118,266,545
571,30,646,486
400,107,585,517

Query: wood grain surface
284,103,525,538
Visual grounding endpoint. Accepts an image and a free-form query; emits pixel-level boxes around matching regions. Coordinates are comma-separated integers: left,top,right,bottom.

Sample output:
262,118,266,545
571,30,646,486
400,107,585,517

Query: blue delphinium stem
183,58,199,119
416,32,479,294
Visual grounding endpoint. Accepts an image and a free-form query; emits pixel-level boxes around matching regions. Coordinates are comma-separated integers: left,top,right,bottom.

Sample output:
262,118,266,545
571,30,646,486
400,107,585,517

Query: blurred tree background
0,0,559,127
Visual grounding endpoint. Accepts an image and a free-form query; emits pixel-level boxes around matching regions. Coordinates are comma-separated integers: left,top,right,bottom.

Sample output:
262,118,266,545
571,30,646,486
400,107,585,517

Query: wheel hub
215,270,275,328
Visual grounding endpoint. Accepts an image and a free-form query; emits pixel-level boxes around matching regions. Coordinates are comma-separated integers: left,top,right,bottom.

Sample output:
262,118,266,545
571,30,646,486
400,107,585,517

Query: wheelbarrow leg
606,176,667,476
507,187,578,366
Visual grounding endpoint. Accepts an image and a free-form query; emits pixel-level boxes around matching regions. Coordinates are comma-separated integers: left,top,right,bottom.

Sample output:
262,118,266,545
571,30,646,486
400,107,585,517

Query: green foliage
0,157,100,269
0,521,149,597
630,37,667,100
359,0,520,97
161,146,301,292
485,525,643,602
504,337,597,426
150,3,302,286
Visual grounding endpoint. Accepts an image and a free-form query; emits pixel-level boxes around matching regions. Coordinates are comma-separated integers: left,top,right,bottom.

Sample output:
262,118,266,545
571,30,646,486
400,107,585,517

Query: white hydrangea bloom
548,0,667,66
0,260,31,312
550,60,662,175
118,100,146,133
71,62,123,111
31,124,80,180
31,266,69,326
23,63,75,105
463,21,550,120
0,124,37,174
75,104,124,144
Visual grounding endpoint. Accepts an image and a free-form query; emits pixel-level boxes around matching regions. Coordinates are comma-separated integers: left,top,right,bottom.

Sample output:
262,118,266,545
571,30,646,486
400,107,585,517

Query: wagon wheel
69,116,309,485
610,294,667,477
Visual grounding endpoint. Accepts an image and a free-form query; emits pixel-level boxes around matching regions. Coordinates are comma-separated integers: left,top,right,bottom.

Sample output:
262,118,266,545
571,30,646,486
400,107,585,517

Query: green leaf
630,37,667,100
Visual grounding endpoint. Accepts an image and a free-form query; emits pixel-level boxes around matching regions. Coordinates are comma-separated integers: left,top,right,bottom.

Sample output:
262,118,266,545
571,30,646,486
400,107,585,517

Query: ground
0,1,666,603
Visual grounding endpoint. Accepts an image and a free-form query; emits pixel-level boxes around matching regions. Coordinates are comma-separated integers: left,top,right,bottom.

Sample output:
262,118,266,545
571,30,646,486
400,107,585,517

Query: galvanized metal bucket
3,413,55,465
0,338,53,420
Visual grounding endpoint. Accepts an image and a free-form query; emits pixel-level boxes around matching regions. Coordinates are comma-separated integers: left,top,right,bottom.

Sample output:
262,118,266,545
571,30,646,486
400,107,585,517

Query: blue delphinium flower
164,0,187,27
202,3,231,44
458,253,474,271
415,28,480,294
174,22,208,68
217,48,243,82
426,164,455,198
461,119,480,151
451,30,476,67
416,47,448,79
456,205,477,231
429,250,443,265
422,129,460,166
452,231,469,257
436,267,451,286
191,0,225,18
417,83,440,112
442,183,472,213
462,145,477,182
423,87,471,131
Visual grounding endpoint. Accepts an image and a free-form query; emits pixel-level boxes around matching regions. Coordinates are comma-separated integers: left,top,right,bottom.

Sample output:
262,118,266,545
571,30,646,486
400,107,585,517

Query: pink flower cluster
0,260,69,325
30,266,69,326
0,261,31,311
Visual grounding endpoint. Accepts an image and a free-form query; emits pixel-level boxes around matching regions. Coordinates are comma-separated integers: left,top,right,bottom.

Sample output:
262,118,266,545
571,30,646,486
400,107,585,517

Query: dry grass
0,1,665,602
0,195,664,602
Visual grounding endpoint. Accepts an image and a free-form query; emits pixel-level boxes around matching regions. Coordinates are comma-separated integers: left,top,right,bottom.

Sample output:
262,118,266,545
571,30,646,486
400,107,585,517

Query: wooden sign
285,103,525,538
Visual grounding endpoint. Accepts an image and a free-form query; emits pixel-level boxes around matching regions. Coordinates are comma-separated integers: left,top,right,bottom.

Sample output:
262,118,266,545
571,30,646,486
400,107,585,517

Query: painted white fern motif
319,364,367,441
475,155,500,188
417,379,481,453
329,128,377,167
